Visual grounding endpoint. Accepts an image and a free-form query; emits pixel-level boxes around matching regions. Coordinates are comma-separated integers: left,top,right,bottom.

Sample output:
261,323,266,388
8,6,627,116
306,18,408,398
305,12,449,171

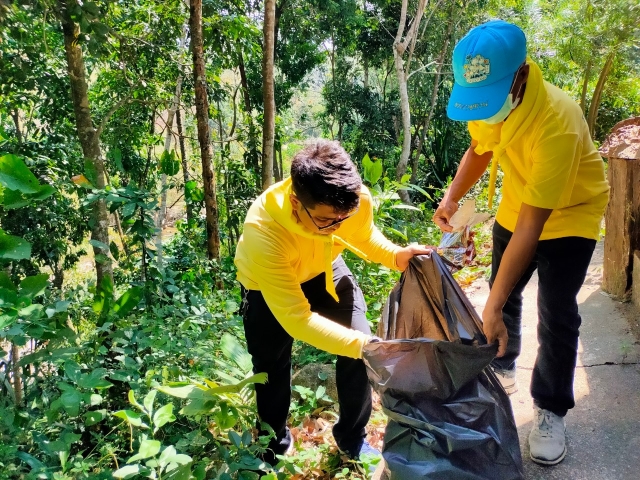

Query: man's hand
482,304,508,357
432,199,459,232
396,244,433,271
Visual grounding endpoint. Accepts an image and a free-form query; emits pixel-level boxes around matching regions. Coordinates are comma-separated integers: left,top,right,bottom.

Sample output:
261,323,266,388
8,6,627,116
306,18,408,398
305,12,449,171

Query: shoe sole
530,445,567,465
503,383,518,395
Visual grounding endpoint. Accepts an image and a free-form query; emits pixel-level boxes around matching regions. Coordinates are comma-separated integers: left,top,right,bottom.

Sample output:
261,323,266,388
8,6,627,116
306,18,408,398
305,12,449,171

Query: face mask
481,93,520,124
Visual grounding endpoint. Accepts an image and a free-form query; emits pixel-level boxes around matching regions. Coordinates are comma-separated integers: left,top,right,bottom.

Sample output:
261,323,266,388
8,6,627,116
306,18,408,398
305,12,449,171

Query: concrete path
465,242,640,479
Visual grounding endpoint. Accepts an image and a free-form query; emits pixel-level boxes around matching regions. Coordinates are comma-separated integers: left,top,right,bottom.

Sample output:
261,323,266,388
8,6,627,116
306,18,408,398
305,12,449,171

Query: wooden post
599,117,640,299
633,251,640,309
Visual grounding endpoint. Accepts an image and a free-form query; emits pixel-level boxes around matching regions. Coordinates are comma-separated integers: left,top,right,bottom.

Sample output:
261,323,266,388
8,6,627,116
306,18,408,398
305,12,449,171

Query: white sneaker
529,407,567,465
492,367,518,395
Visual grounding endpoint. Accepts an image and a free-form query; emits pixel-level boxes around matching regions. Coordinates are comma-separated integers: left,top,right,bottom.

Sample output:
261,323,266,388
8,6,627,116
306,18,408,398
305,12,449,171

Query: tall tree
189,0,221,260
58,0,113,286
393,0,428,203
261,0,276,191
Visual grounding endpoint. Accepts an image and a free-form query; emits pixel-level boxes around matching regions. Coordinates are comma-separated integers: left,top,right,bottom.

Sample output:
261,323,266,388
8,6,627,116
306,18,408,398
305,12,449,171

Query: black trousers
241,256,372,465
490,221,596,417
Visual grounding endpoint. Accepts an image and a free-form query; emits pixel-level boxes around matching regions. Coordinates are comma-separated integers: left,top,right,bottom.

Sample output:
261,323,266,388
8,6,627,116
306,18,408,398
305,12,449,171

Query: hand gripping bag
363,253,524,480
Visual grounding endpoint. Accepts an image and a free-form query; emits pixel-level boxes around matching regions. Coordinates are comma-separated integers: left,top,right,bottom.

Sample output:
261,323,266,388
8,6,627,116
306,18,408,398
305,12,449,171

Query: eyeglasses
301,202,359,231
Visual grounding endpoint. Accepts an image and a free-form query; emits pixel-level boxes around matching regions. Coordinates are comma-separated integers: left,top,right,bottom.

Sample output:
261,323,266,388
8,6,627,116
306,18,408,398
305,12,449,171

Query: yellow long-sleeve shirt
235,178,402,359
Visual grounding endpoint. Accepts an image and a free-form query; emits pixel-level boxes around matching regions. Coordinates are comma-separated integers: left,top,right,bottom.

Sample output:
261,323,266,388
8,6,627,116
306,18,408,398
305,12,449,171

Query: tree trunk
261,0,276,191
394,44,412,204
60,0,113,286
11,343,22,405
411,13,452,185
189,0,220,260
579,58,592,115
11,109,22,144
238,51,260,174
155,76,183,271
393,0,428,204
587,50,615,137
238,51,252,114
363,56,369,90
176,108,194,224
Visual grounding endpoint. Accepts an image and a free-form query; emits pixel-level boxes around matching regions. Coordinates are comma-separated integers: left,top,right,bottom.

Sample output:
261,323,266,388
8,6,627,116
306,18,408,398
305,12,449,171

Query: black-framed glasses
301,202,359,231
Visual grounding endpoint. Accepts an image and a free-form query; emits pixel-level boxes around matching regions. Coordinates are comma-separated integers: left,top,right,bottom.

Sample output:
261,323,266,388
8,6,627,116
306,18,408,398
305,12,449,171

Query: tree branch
95,96,132,139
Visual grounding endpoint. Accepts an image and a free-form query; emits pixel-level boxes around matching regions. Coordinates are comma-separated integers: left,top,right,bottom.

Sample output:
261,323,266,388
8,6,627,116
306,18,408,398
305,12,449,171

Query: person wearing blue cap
433,20,609,465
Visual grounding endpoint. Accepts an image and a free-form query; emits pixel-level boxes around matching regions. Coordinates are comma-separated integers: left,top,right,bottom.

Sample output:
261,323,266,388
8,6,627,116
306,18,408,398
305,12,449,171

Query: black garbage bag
363,254,524,480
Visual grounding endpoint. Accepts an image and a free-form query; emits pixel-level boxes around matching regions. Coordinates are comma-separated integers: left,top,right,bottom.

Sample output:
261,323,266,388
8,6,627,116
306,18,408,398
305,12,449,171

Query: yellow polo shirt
470,82,609,240
235,178,402,359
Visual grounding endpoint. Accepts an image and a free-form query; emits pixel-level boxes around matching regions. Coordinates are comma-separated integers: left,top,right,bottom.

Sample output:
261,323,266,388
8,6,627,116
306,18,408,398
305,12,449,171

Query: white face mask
481,66,525,124
481,93,520,124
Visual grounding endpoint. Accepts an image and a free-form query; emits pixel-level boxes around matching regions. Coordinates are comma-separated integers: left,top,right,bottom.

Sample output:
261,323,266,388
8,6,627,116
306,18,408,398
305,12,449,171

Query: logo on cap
463,54,490,84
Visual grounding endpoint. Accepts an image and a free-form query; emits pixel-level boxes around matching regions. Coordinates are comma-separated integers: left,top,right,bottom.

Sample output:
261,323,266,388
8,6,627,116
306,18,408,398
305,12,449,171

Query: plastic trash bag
363,253,524,480
437,200,490,273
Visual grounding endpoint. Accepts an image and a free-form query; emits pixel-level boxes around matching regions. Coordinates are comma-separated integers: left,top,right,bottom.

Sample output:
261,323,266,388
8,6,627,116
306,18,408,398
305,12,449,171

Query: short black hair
290,139,361,214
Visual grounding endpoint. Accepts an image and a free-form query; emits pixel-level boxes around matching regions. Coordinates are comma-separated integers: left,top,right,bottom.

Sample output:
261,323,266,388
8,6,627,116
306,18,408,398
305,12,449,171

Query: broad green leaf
77,368,113,389
0,313,16,329
110,241,120,261
92,21,109,36
89,239,110,251
160,150,180,176
128,439,161,463
362,153,383,185
82,1,100,16
93,275,113,315
15,452,46,472
0,272,16,291
95,253,110,264
4,184,56,208
0,233,31,260
128,390,144,410
165,462,194,480
0,287,18,306
220,333,253,373
158,446,191,468
179,398,216,416
405,183,432,199
143,389,157,416
84,159,98,186
108,147,125,172
2,188,29,209
113,464,141,479
71,174,95,189
228,430,242,448
390,204,421,211
0,154,41,193
113,410,146,427
185,180,204,202
64,360,82,383
153,403,176,432
112,286,143,318
55,300,71,312
19,274,49,298
202,373,268,396
18,304,44,318
155,385,197,399
241,429,252,448
60,389,81,417
83,410,106,426
315,385,326,400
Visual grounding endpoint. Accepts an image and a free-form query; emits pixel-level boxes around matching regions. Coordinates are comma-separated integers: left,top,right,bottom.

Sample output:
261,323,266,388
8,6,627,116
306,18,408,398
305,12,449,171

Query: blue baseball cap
447,20,526,121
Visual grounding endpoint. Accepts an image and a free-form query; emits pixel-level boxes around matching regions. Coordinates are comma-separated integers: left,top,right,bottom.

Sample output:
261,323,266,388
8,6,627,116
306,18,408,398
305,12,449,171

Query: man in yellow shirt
434,20,609,465
235,139,430,466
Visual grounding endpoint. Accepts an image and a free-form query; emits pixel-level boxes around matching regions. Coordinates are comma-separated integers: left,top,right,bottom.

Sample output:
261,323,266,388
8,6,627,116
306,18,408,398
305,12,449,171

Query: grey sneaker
529,407,567,465
492,367,518,395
